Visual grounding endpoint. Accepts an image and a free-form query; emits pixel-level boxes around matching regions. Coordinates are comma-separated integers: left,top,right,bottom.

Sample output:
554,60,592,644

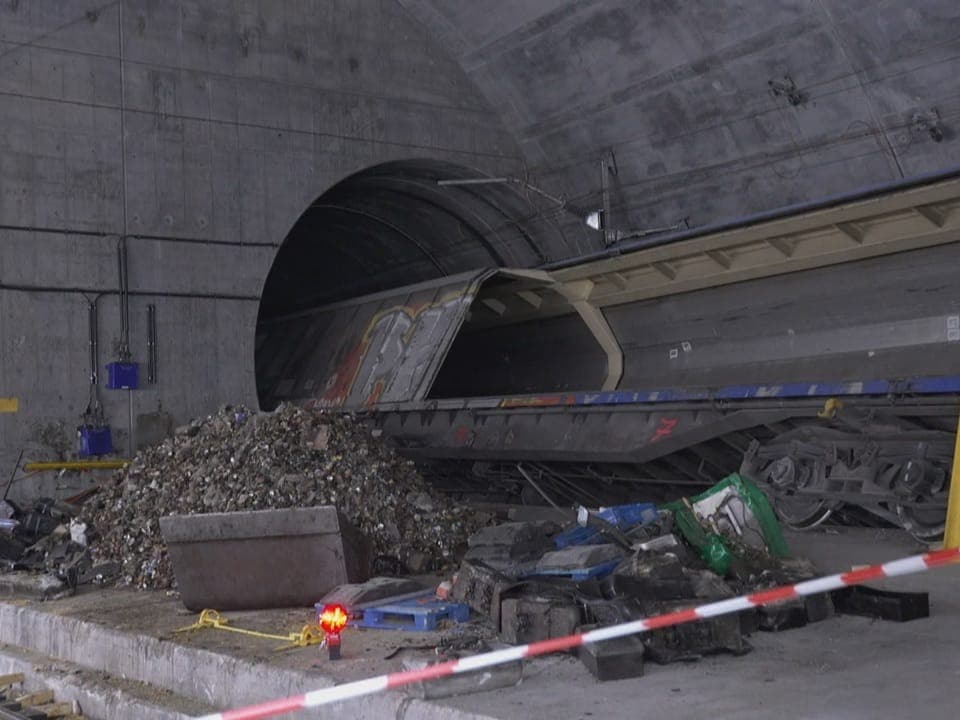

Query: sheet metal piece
257,270,492,410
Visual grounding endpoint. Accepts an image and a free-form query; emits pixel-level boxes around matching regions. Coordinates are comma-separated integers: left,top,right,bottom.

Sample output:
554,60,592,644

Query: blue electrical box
106,361,139,390
78,426,113,457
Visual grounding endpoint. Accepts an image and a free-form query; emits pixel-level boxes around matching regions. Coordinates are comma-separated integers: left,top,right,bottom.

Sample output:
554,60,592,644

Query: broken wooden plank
16,689,54,706
0,674,24,688
35,701,75,717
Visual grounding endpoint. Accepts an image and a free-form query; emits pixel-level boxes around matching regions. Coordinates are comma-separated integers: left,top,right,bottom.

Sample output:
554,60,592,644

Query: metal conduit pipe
117,237,131,360
147,304,158,385
0,222,277,247
87,297,99,387
0,282,259,302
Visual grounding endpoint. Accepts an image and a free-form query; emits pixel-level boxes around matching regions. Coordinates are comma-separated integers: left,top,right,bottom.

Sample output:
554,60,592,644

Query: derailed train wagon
256,173,960,542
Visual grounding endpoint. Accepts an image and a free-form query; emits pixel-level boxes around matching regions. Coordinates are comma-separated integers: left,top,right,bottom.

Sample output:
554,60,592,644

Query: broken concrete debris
1,404,487,594
463,520,558,575
504,478,834,660
328,474,853,691
0,495,99,594
535,543,625,574
578,625,646,681
321,576,431,609
500,595,581,645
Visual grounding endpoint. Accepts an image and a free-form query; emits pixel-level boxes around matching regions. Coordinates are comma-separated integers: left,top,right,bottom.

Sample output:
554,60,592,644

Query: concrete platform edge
0,642,197,720
0,601,496,720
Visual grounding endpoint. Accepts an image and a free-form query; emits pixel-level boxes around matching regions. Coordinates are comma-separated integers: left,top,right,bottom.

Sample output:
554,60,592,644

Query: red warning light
319,604,349,634
319,603,348,660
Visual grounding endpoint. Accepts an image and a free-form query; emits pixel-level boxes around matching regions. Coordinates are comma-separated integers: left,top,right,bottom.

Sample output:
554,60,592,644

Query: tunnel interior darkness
257,160,554,321
429,280,607,398
256,159,561,408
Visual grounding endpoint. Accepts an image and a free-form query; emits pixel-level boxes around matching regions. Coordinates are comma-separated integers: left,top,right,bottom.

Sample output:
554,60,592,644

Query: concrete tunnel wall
5,0,960,502
401,0,960,237
0,1,529,502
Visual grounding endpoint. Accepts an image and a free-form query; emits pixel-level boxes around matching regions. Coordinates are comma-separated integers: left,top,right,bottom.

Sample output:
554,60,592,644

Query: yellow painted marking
24,460,128,472
943,408,960,550
0,397,18,413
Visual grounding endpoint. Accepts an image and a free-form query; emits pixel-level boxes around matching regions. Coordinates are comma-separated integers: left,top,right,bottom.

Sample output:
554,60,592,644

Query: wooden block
17,689,54,706
0,673,25,688
36,701,75,717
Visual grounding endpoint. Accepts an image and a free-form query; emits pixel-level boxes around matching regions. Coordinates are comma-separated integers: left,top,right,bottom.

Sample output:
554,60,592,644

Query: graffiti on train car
319,292,472,409
500,394,578,409
650,417,678,443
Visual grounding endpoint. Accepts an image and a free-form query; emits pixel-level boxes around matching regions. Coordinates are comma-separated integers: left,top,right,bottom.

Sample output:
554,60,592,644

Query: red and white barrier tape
197,546,959,720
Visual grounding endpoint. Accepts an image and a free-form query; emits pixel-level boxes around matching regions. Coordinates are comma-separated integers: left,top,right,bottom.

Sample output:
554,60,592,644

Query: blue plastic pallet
354,596,470,632
527,558,622,581
554,502,658,549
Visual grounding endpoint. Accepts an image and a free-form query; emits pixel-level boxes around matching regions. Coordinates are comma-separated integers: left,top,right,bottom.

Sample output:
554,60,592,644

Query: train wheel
896,501,945,543
773,496,835,530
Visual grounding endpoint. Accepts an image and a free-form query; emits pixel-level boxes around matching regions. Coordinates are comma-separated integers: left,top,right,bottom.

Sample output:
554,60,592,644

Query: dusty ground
15,526,960,719
441,527,960,720
28,573,461,683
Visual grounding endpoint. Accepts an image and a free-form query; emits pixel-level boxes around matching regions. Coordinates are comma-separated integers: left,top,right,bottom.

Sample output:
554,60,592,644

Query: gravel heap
84,404,481,589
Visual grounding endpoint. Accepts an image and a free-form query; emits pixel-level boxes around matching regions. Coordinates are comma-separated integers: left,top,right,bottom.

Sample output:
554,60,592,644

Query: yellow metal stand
23,460,129,472
0,398,18,413
943,410,960,550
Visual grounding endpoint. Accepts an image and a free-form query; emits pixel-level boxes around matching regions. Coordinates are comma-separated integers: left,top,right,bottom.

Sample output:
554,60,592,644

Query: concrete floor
0,527,956,719
441,527,960,720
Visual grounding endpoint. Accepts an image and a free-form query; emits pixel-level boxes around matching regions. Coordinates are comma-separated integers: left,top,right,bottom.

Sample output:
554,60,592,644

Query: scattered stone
311,425,330,451
635,533,681,552
452,561,512,625
536,543,624,572
320,577,430,608
69,519,88,546
0,571,72,600
83,403,487,590
467,521,558,548
462,521,558,576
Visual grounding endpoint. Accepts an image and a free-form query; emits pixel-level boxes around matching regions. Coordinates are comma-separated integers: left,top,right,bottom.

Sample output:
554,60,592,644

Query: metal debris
83,404,485,589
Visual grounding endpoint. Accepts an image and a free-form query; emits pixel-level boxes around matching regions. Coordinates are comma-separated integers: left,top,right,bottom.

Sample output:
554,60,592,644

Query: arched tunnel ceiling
262,1,960,322
258,160,565,319
399,0,960,235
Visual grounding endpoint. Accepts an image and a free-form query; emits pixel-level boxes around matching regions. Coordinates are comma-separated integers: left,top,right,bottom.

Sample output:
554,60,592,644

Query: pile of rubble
438,475,841,677
81,404,483,589
0,497,92,593
306,473,898,690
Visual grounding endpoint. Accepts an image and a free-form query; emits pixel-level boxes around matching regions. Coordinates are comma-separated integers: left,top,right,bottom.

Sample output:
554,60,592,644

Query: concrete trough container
160,506,370,610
